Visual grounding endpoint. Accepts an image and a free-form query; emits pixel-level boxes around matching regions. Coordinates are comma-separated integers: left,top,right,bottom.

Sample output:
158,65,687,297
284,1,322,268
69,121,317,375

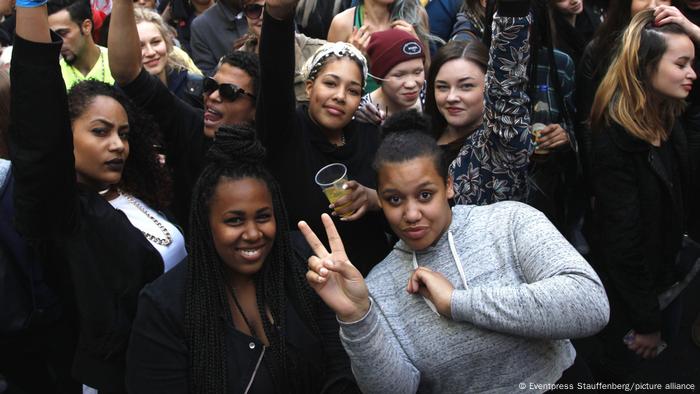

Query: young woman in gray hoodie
298,108,610,393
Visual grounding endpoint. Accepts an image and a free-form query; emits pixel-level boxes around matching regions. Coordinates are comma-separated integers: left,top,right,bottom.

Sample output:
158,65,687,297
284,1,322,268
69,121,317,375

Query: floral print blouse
449,14,534,205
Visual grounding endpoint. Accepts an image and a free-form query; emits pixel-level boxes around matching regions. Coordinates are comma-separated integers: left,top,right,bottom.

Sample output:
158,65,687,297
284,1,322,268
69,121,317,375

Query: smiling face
209,177,276,279
49,10,89,65
203,63,257,137
381,58,425,110
378,156,454,251
650,32,696,99
552,0,583,15
434,58,485,134
72,95,130,190
305,57,363,133
137,21,169,78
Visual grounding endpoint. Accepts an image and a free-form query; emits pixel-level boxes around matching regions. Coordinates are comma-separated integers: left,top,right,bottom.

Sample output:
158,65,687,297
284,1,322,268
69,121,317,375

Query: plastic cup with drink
315,163,354,218
530,99,551,156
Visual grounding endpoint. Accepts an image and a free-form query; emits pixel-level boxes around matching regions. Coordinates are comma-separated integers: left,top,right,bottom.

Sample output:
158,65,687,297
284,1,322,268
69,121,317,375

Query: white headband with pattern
301,42,369,86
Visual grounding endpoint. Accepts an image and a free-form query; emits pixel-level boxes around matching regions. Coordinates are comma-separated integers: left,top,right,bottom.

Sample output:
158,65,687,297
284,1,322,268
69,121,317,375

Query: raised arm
482,5,533,160
108,0,141,85
451,204,610,339
255,0,298,154
11,3,78,239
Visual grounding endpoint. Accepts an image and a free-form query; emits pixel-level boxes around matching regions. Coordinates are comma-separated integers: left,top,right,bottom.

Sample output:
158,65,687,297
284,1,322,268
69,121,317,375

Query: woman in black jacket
9,3,185,391
126,126,358,393
257,0,391,275
588,8,700,381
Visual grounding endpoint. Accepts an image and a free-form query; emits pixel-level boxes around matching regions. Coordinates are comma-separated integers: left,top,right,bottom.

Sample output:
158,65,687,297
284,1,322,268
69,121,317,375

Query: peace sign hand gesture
298,214,370,322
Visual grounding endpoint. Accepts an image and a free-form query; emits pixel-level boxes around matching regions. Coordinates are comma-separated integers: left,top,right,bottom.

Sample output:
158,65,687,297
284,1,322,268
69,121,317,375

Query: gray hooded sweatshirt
339,202,610,394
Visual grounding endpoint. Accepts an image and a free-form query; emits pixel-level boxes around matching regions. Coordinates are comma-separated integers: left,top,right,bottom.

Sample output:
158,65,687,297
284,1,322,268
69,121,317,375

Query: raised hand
390,20,419,39
330,180,379,221
406,267,455,318
265,0,298,20
655,5,700,44
298,214,370,322
349,26,371,56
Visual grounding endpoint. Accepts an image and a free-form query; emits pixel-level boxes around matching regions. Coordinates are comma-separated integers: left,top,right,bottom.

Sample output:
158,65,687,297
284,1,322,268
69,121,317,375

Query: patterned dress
449,14,534,205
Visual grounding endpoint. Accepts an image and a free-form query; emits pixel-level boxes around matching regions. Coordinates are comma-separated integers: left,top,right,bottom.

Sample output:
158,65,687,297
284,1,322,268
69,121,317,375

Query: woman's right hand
299,214,370,322
355,101,386,125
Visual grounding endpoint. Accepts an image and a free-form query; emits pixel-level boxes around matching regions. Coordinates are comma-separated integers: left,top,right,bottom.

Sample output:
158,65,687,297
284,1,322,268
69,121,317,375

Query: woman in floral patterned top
425,10,533,205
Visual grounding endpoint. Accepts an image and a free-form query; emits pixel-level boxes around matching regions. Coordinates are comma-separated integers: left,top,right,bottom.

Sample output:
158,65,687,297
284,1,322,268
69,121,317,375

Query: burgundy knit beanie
366,29,425,80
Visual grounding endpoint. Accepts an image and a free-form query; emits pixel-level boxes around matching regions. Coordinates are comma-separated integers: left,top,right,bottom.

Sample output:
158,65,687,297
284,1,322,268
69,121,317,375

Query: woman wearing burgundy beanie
355,28,426,125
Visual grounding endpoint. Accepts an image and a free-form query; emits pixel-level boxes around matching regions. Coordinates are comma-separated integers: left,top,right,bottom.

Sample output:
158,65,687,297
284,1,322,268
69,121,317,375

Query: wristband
15,0,48,8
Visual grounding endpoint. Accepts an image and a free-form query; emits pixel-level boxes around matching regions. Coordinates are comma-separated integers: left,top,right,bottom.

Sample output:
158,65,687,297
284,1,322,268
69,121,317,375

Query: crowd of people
0,0,699,393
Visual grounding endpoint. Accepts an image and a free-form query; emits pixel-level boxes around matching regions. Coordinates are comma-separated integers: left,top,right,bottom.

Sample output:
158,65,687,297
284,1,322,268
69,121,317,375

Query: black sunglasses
243,3,264,19
202,77,256,102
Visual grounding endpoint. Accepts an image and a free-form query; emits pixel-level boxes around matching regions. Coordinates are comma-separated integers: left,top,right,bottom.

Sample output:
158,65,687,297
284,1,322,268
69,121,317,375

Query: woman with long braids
9,1,185,392
126,126,357,393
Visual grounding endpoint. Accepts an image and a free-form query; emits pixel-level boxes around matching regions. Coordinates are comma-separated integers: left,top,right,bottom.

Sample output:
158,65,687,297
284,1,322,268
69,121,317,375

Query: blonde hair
134,6,202,76
590,9,687,144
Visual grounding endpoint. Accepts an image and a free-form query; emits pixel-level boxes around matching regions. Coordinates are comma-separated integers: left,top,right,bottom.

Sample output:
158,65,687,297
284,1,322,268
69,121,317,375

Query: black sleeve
317,301,361,394
118,69,206,172
591,131,661,333
126,284,189,394
574,43,596,185
9,32,79,240
119,69,208,227
256,10,299,158
288,232,360,394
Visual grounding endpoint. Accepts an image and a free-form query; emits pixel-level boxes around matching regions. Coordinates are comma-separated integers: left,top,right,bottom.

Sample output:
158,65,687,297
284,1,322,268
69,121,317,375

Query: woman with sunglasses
109,0,259,230
9,1,186,391
236,0,326,102
258,0,391,275
134,6,205,109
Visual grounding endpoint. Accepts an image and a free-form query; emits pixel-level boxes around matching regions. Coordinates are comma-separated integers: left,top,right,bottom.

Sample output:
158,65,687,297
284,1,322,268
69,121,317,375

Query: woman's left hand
536,123,570,151
407,267,455,318
655,5,700,44
330,181,380,221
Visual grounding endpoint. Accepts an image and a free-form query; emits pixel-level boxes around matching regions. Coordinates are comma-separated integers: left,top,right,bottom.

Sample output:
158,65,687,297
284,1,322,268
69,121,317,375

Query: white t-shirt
109,193,187,272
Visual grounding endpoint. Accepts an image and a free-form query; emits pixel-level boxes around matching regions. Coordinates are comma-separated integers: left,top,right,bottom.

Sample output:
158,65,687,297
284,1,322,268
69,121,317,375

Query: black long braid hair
184,125,321,393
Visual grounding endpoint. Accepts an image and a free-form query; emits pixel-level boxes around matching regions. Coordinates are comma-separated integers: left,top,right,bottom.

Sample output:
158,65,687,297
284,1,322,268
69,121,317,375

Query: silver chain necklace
121,193,173,246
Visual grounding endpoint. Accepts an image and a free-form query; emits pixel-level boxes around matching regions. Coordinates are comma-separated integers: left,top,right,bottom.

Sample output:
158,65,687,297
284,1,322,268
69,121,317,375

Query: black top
120,68,210,232
589,121,699,333
256,12,391,275
9,33,164,392
126,235,359,394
